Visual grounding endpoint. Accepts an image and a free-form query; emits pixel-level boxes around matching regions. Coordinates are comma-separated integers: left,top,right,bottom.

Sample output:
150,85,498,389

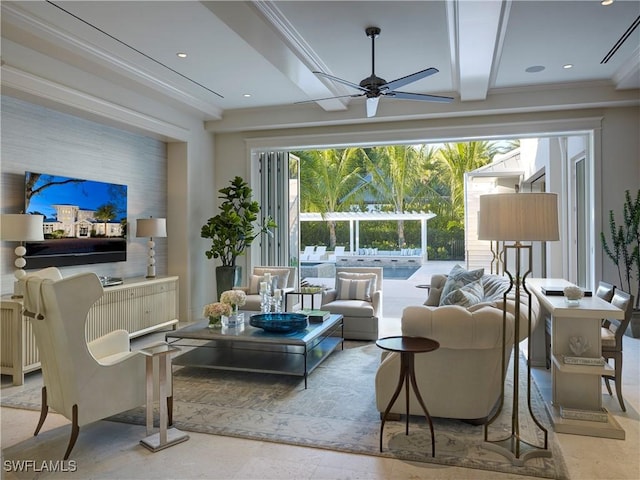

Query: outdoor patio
301,260,459,319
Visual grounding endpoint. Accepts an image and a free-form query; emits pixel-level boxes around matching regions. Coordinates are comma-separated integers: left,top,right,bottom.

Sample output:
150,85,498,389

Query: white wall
0,93,217,323
0,95,167,285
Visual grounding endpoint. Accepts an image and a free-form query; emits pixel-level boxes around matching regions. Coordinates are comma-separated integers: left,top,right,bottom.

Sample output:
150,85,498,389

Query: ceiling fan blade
313,71,370,92
381,67,439,92
366,97,380,117
294,93,364,105
387,91,454,103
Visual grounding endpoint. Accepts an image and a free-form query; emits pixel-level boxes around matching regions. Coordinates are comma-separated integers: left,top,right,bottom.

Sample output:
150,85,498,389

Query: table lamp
0,214,45,297
478,192,559,465
136,217,166,278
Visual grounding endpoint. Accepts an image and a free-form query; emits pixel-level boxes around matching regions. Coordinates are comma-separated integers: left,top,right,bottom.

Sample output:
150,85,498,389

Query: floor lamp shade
136,218,167,278
478,193,559,242
477,193,558,465
1,214,45,297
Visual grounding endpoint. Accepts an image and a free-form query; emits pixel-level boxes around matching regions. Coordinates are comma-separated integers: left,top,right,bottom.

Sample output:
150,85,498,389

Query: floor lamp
136,217,167,278
0,214,44,297
478,192,559,465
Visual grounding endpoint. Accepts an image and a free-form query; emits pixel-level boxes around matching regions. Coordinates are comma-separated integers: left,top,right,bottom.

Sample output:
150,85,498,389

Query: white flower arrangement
203,302,232,318
220,289,247,310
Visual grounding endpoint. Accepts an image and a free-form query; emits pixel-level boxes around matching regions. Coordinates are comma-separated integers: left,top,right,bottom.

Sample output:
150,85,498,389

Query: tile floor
2,262,639,479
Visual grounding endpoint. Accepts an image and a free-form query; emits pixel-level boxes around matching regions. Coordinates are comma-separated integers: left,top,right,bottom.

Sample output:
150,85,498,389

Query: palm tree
297,148,364,248
362,145,439,247
94,203,118,237
436,141,501,223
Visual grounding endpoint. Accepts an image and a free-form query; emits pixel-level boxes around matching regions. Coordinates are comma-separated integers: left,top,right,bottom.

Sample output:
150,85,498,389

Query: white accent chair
308,245,327,261
326,246,346,262
375,304,515,423
320,267,383,340
23,269,170,459
300,246,315,261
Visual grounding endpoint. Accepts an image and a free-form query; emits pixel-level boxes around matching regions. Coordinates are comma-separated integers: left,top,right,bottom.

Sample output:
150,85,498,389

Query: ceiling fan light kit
302,26,453,118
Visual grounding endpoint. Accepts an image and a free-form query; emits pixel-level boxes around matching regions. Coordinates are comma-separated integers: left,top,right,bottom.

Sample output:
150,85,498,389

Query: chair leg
604,376,613,396
34,386,49,436
63,405,79,460
167,396,173,426
615,357,626,412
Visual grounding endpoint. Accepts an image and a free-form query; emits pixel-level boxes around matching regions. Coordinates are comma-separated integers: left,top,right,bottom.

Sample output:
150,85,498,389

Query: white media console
1,275,179,385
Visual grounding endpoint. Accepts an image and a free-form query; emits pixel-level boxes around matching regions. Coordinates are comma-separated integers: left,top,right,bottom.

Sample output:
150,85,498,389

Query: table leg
407,353,436,457
145,356,153,436
380,356,407,452
159,354,168,445
403,354,411,435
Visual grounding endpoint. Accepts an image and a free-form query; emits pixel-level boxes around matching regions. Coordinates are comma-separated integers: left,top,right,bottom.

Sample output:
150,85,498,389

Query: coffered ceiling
1,1,639,132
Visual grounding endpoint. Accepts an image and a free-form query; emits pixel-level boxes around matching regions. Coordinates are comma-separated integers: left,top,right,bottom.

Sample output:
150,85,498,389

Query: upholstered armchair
320,267,383,340
236,266,298,311
375,304,515,423
23,270,169,459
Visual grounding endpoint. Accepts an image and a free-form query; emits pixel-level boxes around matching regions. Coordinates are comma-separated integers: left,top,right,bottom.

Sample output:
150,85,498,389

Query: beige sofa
375,271,540,423
320,267,383,340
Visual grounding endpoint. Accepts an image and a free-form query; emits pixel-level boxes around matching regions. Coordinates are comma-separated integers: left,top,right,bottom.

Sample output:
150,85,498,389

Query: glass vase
222,312,245,328
208,316,222,328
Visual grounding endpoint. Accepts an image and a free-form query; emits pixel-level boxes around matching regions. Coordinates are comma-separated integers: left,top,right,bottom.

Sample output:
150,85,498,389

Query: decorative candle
264,273,272,286
259,281,267,293
274,289,281,299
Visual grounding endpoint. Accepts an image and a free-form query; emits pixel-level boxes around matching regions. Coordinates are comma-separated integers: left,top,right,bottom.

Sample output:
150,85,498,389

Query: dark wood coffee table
166,313,343,388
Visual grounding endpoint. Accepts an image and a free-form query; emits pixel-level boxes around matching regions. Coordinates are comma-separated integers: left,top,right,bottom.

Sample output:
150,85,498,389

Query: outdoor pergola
300,211,437,261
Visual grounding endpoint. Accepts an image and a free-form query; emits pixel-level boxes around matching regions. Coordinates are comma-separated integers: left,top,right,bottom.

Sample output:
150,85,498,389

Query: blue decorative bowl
249,313,308,333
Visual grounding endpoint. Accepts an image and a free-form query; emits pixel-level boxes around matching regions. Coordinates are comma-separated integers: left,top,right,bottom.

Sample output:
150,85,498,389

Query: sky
25,172,127,221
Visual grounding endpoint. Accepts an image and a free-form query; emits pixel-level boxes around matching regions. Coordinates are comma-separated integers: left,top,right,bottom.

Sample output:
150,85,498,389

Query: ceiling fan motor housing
360,75,387,94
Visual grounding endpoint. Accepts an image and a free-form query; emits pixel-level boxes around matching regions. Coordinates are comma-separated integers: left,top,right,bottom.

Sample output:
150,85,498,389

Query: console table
1,275,179,385
528,278,625,439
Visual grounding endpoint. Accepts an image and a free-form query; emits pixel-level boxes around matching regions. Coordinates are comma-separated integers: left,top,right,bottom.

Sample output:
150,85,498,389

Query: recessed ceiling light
563,64,573,69
243,93,252,98
176,52,187,58
525,65,545,73
601,0,614,6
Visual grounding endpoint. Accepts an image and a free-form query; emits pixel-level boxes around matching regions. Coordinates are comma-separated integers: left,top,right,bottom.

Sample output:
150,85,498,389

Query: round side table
376,335,440,457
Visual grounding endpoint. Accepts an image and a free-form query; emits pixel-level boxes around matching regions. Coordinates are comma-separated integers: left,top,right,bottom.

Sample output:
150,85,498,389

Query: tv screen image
24,171,127,268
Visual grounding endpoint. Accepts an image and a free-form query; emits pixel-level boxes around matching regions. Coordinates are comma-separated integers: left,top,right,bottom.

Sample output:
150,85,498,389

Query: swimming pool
382,265,420,279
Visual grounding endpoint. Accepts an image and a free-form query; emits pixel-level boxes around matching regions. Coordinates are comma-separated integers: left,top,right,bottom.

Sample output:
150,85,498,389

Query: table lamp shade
136,218,167,238
478,193,559,242
0,214,44,241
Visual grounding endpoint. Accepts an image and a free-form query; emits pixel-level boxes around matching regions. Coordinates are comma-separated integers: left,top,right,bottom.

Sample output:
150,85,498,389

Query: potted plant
601,189,640,337
201,176,277,300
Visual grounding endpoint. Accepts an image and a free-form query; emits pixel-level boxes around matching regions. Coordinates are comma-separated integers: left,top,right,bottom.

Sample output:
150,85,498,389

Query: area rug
1,344,568,479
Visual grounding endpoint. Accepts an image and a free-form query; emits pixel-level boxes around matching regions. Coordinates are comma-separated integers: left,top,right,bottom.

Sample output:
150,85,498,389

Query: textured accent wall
1,95,167,292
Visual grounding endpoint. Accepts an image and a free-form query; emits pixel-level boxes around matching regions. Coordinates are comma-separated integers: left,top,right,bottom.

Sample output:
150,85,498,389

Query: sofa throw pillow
440,278,484,308
336,272,377,298
336,278,372,301
253,268,291,290
439,264,484,306
424,286,443,306
249,274,279,294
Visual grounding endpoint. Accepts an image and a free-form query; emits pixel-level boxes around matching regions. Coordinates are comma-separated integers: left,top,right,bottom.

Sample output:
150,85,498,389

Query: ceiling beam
451,0,509,101
204,1,348,112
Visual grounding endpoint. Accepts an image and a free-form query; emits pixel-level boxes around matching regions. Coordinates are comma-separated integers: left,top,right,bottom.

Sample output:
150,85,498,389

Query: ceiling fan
300,27,453,118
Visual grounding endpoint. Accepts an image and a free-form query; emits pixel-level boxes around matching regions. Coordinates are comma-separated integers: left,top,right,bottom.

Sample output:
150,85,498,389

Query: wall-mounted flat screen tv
24,171,127,268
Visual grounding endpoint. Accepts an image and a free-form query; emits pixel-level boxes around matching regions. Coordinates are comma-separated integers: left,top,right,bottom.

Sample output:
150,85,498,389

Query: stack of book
299,309,330,323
